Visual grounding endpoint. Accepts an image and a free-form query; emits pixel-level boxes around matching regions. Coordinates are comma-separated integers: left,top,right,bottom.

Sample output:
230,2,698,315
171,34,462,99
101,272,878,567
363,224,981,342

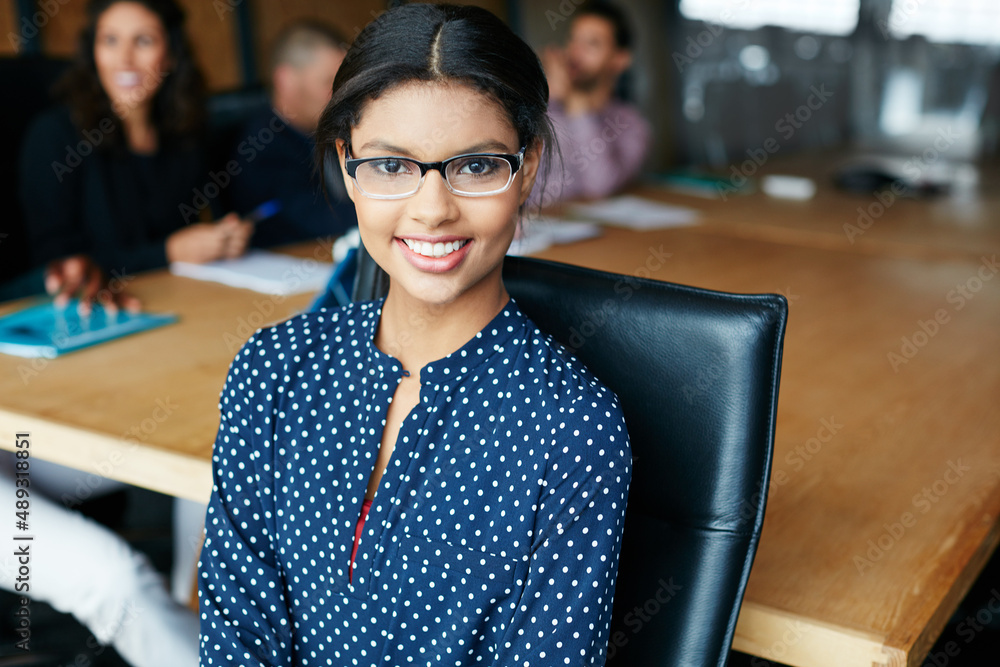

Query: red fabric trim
349,499,373,584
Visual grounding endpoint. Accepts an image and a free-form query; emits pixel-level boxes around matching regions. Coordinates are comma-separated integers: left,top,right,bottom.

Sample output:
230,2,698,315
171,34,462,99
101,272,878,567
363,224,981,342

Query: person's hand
542,46,570,103
166,213,253,264
45,255,140,315
219,213,254,259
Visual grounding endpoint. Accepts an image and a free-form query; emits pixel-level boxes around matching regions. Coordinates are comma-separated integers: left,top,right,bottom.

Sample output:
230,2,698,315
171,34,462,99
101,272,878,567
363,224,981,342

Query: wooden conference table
1,158,998,667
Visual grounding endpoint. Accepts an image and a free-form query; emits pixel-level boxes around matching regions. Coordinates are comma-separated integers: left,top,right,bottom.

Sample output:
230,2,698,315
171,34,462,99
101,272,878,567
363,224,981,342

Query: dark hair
53,0,206,150
578,1,633,51
315,3,553,191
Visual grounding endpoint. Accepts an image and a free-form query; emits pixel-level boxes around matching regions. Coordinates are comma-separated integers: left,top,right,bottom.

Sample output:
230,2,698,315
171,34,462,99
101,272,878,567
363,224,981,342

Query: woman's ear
336,139,357,204
517,138,543,205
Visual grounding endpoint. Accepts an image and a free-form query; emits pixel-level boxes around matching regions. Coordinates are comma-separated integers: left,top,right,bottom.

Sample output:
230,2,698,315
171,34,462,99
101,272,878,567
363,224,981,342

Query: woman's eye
458,157,499,176
373,159,409,176
137,34,154,46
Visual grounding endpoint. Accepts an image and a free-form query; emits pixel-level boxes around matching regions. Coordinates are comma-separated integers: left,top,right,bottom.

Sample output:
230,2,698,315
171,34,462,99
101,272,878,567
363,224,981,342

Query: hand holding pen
166,212,254,264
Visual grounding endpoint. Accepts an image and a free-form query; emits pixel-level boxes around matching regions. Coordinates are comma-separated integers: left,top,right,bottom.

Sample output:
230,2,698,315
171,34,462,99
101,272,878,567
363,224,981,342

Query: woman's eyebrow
356,140,514,156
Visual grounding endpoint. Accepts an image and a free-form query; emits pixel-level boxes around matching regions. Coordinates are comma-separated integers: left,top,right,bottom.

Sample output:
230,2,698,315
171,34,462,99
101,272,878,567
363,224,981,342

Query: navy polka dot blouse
199,298,632,666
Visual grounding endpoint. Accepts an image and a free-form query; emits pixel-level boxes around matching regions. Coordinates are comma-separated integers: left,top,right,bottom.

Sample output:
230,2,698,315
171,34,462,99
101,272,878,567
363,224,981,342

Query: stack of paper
571,195,700,230
507,217,603,256
171,250,334,296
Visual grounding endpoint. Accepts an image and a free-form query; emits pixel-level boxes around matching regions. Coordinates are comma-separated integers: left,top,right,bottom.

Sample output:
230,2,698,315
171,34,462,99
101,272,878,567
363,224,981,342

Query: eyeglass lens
355,156,512,196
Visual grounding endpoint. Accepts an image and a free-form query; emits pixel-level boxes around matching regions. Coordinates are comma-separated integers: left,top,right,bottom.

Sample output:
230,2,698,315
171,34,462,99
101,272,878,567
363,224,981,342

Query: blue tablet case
0,300,178,358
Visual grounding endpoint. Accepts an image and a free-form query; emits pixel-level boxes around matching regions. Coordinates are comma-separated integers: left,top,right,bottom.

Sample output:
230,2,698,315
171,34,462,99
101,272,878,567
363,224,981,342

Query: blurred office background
523,0,1000,168
3,0,998,171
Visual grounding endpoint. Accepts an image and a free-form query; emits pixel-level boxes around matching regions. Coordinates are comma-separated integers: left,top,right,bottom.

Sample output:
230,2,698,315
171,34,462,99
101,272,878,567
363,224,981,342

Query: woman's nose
407,170,459,229
119,42,136,68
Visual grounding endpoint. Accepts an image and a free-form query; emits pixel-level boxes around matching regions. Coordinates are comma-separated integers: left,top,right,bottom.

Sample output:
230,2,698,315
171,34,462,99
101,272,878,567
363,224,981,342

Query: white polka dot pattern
198,299,631,666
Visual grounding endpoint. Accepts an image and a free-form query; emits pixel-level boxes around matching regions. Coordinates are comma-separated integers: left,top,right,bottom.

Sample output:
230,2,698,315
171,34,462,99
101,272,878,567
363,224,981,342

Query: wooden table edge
0,408,212,504
892,520,1000,667
733,601,905,667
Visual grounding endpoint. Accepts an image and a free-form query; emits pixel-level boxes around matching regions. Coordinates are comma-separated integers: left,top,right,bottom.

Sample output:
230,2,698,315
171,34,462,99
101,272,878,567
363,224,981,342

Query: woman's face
93,1,172,117
338,81,540,311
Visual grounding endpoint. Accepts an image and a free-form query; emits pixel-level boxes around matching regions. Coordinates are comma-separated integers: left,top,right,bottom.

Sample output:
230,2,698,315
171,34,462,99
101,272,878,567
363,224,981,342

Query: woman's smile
396,235,473,273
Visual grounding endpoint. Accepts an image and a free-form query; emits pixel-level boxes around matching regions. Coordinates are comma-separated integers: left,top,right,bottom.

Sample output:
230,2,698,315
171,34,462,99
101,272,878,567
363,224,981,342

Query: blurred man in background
230,20,356,247
540,1,650,203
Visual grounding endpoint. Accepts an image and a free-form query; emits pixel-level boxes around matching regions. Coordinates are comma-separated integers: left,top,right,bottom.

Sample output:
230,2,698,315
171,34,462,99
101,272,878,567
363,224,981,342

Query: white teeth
403,239,467,258
115,71,141,87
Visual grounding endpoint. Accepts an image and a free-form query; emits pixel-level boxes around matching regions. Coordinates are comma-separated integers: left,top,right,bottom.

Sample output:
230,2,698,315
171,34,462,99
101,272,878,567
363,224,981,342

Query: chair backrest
0,56,70,283
309,244,359,311
205,86,270,214
353,252,789,666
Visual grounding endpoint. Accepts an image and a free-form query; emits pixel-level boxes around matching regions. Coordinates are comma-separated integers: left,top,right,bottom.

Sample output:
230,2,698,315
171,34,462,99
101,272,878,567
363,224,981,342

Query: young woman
19,0,251,278
199,5,632,665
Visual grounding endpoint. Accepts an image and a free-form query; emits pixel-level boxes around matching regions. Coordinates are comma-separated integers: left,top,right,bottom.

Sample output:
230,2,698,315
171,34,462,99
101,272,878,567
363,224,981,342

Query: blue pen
246,199,282,224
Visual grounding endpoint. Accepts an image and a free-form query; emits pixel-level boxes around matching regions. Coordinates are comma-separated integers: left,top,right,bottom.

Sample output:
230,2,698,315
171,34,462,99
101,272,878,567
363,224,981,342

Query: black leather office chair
205,86,270,214
352,249,788,666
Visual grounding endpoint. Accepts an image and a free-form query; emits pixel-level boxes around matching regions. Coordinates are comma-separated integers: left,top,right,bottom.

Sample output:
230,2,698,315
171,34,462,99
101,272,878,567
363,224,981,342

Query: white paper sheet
171,250,334,296
571,195,700,230
507,217,603,256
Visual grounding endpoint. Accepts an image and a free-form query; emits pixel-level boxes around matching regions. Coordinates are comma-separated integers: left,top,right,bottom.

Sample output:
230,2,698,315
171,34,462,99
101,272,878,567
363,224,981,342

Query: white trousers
0,457,199,667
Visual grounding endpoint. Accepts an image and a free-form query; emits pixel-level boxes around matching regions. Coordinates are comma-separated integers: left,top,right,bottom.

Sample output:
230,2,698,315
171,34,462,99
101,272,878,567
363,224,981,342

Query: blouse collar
362,298,529,385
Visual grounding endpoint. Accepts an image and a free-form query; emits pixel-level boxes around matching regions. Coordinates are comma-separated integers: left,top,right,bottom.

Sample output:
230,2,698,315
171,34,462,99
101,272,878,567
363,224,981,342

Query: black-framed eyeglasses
344,146,526,199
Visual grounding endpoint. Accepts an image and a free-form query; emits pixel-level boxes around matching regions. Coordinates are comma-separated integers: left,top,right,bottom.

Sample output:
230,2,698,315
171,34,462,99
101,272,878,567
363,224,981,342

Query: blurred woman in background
19,0,251,282
0,2,251,665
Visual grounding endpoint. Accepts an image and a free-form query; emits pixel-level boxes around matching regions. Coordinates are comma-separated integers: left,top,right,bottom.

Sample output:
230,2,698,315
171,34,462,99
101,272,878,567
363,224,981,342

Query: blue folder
0,300,178,358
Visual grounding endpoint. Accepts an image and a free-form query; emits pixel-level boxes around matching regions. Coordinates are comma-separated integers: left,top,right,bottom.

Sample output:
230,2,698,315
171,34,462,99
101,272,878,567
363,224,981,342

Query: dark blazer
19,105,207,275
229,107,356,248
